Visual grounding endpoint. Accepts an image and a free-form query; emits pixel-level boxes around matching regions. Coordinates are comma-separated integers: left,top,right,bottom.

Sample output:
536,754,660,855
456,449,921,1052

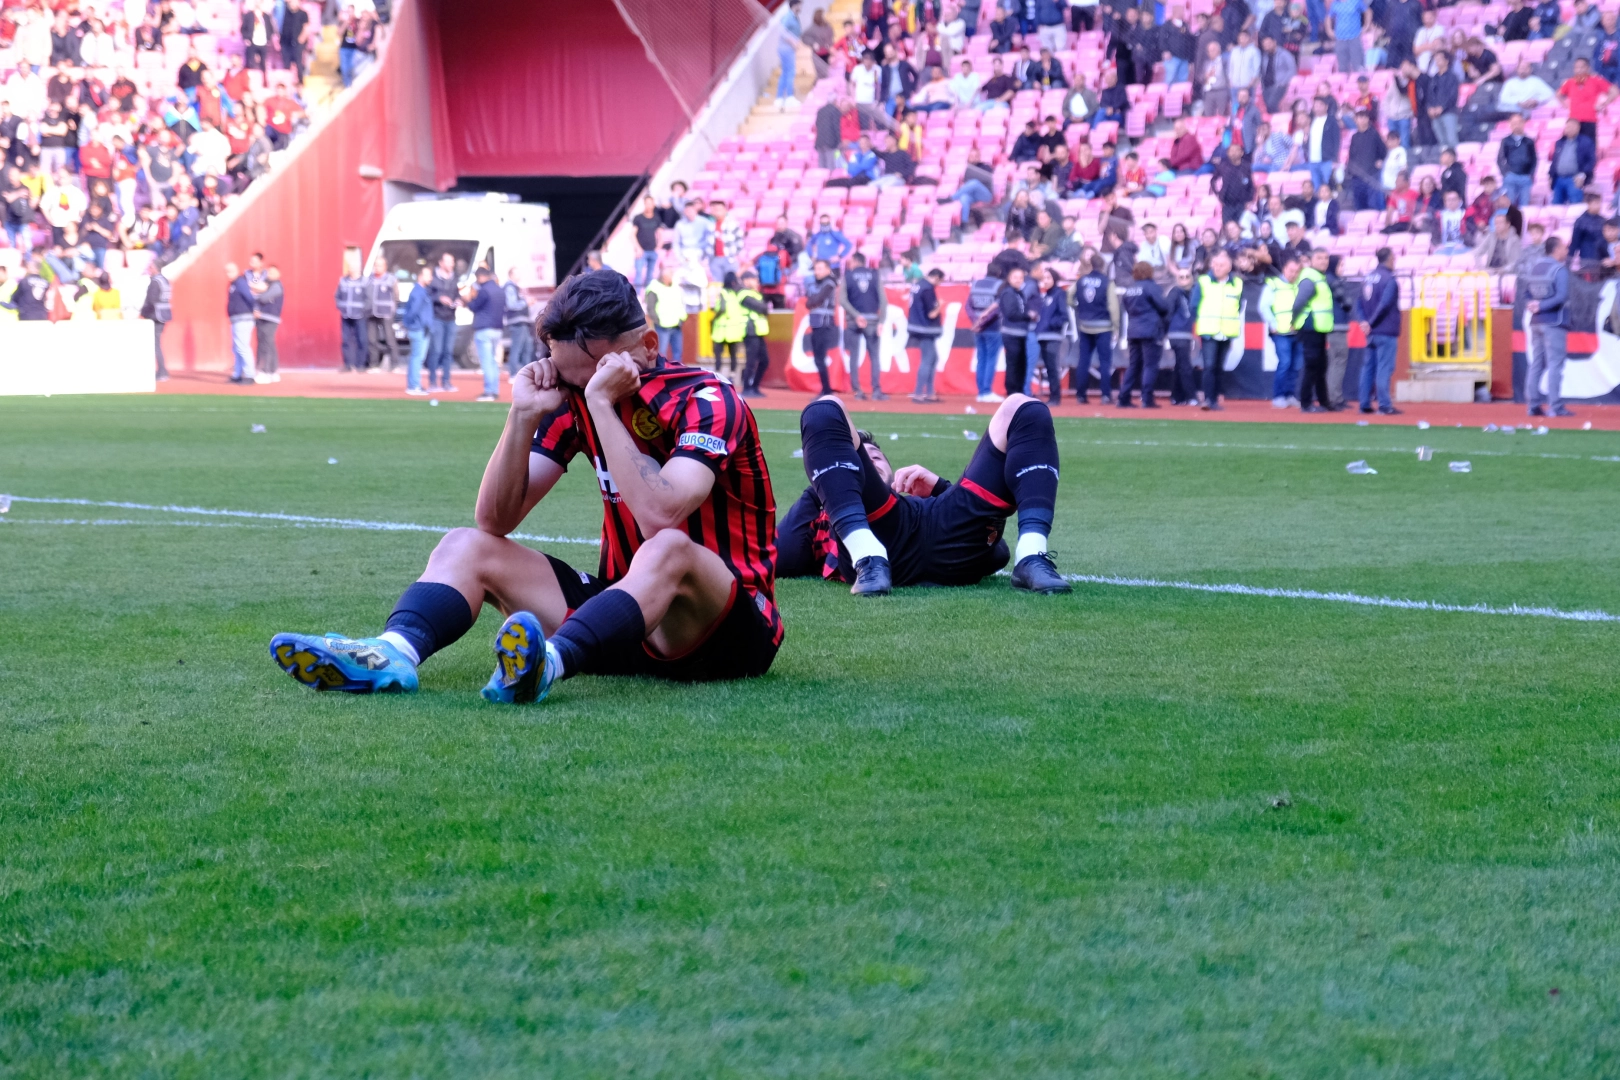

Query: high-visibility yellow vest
1195,275,1243,339
1268,278,1301,334
736,288,769,336
711,288,747,343
1299,267,1334,332
645,280,687,329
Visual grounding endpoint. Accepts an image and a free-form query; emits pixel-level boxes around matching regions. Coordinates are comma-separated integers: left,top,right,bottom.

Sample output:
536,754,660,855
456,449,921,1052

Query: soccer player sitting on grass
777,394,1071,596
269,270,783,702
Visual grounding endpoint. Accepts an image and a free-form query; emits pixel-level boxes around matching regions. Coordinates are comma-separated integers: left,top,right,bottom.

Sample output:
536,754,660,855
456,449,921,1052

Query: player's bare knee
430,526,504,570
990,394,1041,450
637,527,697,568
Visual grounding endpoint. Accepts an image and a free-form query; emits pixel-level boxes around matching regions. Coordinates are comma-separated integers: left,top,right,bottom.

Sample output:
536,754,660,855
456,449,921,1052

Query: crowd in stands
0,0,382,321
626,0,1620,405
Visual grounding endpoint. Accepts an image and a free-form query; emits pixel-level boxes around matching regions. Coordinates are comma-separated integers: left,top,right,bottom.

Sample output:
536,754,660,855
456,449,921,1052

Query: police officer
1192,249,1243,411
838,252,888,400
736,269,772,398
1259,255,1306,407
997,265,1032,397
1119,260,1169,408
1358,246,1402,415
139,262,172,380
644,264,688,363
1524,235,1573,418
1165,266,1198,405
335,259,370,372
1072,255,1117,403
1295,248,1338,412
806,258,839,395
365,256,400,372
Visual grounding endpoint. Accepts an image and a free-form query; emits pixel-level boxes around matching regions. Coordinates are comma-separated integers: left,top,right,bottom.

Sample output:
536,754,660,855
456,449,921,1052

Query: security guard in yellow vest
1192,249,1243,411
736,269,771,399
710,271,748,377
1260,255,1310,407
1295,249,1339,412
645,265,688,364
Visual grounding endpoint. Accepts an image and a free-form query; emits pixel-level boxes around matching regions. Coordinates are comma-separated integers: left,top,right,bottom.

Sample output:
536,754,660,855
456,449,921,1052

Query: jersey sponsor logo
677,432,729,456
631,407,665,440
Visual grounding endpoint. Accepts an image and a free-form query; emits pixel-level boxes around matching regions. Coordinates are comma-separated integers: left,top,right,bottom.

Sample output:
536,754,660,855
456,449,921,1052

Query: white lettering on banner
677,432,729,455
1525,280,1620,400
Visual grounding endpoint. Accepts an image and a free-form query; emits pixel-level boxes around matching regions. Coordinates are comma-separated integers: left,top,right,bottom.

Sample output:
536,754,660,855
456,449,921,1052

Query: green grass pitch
4,395,1620,1077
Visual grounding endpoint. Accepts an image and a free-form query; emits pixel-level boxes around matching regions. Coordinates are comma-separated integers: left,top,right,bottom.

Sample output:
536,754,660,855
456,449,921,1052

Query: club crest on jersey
677,432,729,456
631,407,665,440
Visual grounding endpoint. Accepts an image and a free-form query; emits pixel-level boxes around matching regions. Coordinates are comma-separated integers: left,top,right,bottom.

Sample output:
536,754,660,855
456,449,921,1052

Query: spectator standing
1496,113,1536,207
400,265,434,395
631,196,661,288
464,266,504,402
1228,31,1261,95
502,267,535,375
1344,110,1385,210
242,1,274,72
1557,58,1617,143
1211,142,1254,224
360,256,397,372
814,97,847,170
804,258,839,395
1358,247,1401,414
1072,255,1118,403
1193,250,1241,409
254,265,284,384
426,251,459,391
281,0,314,82
1420,51,1460,149
1258,35,1296,112
1524,236,1573,417
1548,119,1594,206
140,263,173,381
1304,96,1340,190
838,252,888,400
645,265,688,363
966,267,1005,403
907,268,947,402
225,261,258,384
1197,40,1229,117
807,214,854,270
339,1,379,88
776,0,802,110
1570,190,1608,267
1327,0,1367,73
335,256,369,374
1261,254,1307,407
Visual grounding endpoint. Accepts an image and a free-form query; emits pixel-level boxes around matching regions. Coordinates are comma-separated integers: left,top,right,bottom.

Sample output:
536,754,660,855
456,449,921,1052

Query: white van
365,192,556,319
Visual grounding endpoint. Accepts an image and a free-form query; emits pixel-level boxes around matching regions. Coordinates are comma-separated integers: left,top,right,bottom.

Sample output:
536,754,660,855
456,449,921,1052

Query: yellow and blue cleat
481,611,560,704
270,633,420,693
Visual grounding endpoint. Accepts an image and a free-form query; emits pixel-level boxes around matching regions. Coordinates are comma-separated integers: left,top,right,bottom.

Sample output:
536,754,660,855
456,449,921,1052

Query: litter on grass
889,433,899,441
1503,425,1517,434
0,494,10,514
250,424,266,433
1450,461,1472,473
964,430,978,440
964,406,977,414
327,458,338,465
1346,460,1378,474
1483,423,1500,432
791,448,804,458
1536,426,1549,435
1416,446,1433,461
1584,422,1593,430
1356,420,1369,426
429,399,440,406
1417,420,1431,430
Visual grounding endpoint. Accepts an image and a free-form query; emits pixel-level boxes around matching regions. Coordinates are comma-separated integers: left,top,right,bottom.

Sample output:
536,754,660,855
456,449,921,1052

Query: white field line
7,495,1617,623
1,496,599,545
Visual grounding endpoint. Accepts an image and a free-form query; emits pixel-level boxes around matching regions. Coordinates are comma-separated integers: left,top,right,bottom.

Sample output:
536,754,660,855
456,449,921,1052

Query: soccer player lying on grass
776,393,1071,596
269,269,782,702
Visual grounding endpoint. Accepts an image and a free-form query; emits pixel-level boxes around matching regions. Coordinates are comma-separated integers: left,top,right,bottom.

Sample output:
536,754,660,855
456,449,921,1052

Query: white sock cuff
1014,532,1048,562
843,527,888,564
377,631,421,666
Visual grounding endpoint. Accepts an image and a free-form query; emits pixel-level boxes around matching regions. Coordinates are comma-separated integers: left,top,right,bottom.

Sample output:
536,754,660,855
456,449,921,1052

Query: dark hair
850,251,867,265
722,271,740,290
1132,261,1153,280
1089,254,1106,272
1376,246,1393,264
539,269,647,347
1545,236,1564,254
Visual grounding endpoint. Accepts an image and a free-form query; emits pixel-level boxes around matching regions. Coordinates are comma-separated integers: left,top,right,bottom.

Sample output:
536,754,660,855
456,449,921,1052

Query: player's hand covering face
892,463,940,497
511,359,565,416
585,352,644,406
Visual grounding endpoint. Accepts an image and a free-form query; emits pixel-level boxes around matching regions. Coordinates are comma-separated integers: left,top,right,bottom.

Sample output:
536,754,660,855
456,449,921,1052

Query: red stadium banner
784,285,984,396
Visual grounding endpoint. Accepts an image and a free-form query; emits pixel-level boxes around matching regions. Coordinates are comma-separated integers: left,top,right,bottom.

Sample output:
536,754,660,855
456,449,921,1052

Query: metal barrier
1410,271,1493,375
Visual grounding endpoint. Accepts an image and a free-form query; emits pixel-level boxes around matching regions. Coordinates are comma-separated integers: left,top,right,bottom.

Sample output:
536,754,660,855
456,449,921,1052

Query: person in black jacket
997,266,1032,398
1344,110,1387,210
140,264,172,380
254,265,284,383
1119,261,1169,408
1211,143,1255,225
1496,113,1537,206
1419,51,1461,148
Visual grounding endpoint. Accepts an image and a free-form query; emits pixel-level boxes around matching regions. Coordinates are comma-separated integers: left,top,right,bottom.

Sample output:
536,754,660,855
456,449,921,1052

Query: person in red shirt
1463,173,1500,232
261,91,305,150
269,270,784,703
1558,57,1618,141
1167,117,1205,174
78,138,113,182
221,54,251,103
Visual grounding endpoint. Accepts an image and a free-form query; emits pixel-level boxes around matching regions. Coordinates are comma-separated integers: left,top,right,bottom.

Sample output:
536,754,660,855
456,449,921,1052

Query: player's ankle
378,631,421,667
1014,532,1049,562
843,528,888,564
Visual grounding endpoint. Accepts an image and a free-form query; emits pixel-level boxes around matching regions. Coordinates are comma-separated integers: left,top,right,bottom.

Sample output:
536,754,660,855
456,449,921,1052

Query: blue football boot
481,611,560,704
270,633,420,693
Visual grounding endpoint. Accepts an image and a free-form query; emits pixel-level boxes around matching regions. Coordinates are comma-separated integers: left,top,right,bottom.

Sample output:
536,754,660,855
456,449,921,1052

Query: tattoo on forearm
635,453,673,491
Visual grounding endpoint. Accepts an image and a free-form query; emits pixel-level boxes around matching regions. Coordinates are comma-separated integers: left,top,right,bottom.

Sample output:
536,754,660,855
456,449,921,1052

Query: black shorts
544,555,779,682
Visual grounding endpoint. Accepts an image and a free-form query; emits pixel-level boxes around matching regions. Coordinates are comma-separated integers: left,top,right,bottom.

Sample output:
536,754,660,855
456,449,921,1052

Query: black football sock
549,588,647,679
382,581,475,664
1003,400,1059,552
800,399,887,561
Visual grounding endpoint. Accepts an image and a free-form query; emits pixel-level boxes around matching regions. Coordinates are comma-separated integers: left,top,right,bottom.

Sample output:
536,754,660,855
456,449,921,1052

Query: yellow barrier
1410,272,1492,369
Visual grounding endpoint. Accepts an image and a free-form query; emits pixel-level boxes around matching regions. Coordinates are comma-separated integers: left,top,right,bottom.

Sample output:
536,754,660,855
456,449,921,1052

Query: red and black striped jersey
530,360,782,643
